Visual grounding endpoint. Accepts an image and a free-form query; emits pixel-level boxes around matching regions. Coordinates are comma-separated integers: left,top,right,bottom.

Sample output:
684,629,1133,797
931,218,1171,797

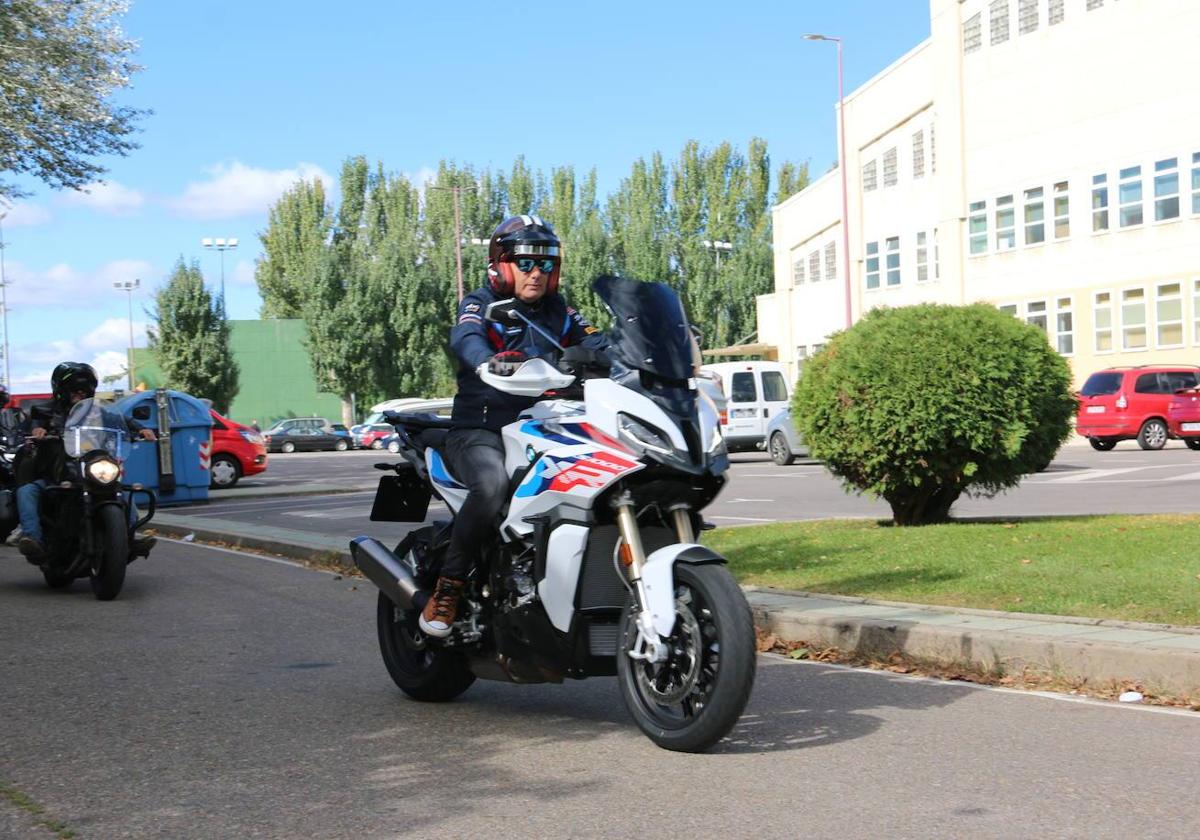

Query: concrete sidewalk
149,511,1200,698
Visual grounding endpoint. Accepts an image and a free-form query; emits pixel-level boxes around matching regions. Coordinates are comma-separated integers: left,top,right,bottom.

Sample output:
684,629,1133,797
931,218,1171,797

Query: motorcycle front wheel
376,592,475,702
617,562,756,753
89,504,128,601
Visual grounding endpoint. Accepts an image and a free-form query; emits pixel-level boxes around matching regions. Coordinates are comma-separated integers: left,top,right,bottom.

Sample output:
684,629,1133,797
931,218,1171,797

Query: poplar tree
255,178,330,318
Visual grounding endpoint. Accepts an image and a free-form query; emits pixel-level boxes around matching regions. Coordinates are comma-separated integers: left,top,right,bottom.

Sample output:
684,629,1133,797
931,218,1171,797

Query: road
1,539,1197,838
188,442,1200,547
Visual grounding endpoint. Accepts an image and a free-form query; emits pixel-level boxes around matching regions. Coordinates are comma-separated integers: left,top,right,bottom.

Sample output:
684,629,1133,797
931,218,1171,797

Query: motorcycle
23,399,156,600
351,275,756,752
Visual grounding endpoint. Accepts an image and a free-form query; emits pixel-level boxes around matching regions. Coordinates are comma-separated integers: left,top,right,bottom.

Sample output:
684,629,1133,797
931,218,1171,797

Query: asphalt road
189,442,1200,546
2,539,1198,839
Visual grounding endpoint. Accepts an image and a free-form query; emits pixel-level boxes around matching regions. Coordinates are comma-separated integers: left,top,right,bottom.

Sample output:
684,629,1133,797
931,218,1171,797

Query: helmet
486,214,561,296
0,384,8,408
51,362,98,404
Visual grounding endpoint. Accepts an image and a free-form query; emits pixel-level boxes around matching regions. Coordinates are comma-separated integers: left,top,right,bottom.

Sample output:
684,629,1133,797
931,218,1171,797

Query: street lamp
0,211,10,389
804,33,853,329
113,278,140,390
701,239,733,271
201,237,238,303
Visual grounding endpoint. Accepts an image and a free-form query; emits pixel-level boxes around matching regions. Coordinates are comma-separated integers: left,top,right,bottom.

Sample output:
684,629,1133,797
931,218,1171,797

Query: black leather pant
440,428,509,580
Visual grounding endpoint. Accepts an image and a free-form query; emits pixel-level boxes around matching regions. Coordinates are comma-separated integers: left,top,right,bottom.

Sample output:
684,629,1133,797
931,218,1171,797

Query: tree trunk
886,484,962,526
341,397,354,427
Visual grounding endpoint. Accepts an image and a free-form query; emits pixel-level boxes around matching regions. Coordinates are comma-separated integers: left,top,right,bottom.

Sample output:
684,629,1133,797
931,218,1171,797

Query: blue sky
0,0,929,393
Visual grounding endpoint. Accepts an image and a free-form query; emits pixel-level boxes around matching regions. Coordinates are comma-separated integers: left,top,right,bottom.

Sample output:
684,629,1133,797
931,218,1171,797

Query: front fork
613,493,695,663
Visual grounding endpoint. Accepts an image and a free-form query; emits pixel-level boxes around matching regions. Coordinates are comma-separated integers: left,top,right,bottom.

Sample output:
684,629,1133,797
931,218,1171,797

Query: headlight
86,457,121,484
618,414,674,455
239,429,263,444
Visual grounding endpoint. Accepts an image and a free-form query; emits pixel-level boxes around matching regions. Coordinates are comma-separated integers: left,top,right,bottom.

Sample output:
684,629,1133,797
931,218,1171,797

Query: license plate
1086,405,1105,414
1182,423,1200,432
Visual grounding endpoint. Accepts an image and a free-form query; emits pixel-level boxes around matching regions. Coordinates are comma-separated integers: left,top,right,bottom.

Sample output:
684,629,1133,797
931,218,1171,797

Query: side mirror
484,298,523,325
132,405,152,421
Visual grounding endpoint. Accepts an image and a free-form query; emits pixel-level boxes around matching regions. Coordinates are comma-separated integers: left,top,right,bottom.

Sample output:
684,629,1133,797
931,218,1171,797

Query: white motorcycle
351,275,755,752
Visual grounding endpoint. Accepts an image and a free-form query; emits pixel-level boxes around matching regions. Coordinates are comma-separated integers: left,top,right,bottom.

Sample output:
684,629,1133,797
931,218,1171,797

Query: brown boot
419,577,465,638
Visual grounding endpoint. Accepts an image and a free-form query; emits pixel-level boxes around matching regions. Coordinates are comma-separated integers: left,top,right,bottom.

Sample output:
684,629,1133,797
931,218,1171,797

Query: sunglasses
513,257,558,275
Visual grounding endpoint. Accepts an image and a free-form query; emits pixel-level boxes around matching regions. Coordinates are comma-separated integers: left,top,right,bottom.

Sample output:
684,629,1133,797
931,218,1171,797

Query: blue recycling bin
111,390,214,506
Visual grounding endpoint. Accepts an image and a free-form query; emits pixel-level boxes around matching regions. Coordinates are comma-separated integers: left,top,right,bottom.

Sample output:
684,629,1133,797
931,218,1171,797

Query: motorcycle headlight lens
618,414,673,455
87,458,121,484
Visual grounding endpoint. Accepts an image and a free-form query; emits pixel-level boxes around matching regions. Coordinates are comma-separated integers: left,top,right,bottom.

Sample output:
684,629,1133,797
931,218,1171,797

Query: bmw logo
525,444,537,462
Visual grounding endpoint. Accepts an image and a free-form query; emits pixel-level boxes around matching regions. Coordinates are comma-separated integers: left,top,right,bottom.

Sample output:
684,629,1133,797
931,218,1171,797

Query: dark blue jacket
449,285,608,430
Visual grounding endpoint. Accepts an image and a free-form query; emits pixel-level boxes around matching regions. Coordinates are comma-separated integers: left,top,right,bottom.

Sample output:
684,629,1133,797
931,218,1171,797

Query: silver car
765,407,808,466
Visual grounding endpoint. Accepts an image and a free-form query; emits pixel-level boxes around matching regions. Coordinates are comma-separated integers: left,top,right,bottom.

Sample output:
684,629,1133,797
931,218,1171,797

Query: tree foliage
0,0,147,201
792,304,1076,526
147,260,240,414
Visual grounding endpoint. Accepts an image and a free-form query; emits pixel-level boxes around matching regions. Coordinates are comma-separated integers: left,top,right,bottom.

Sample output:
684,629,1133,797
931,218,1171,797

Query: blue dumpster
112,390,214,506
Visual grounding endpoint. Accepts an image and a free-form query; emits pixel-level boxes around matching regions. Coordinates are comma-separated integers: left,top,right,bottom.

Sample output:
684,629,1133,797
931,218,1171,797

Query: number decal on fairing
516,450,638,497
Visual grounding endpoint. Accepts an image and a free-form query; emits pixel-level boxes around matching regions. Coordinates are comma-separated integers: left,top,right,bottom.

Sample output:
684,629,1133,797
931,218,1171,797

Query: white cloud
79,317,150,352
3,259,157,309
231,259,256,286
10,319,147,392
169,160,333,220
59,180,146,215
0,200,52,227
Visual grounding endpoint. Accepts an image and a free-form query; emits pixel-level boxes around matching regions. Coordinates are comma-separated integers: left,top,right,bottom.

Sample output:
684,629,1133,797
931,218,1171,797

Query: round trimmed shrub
793,303,1076,525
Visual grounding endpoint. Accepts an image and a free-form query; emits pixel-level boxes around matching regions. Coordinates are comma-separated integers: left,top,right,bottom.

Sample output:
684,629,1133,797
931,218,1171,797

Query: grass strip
0,781,75,839
707,514,1200,626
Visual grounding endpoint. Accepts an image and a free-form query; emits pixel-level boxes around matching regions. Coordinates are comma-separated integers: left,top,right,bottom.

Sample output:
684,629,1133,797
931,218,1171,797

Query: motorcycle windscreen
63,399,127,460
593,275,695,381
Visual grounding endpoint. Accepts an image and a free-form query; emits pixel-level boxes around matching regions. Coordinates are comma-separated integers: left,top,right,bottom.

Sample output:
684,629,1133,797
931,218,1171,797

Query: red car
356,423,396,450
1076,365,1200,451
1167,389,1200,451
209,410,268,488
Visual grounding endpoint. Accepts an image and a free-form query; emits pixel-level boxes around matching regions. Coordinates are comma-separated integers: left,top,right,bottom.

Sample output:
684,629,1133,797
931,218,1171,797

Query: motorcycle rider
421,214,609,637
16,362,156,559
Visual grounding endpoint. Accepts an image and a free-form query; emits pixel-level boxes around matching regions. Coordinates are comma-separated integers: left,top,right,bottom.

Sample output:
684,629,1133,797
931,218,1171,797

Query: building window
916,231,929,282
865,241,880,289
885,236,901,286
1157,282,1183,347
963,12,982,54
1118,165,1143,227
809,250,821,283
1018,0,1038,34
1094,292,1114,352
1023,187,1045,245
795,345,809,370
1086,0,1103,9
1053,181,1070,239
1049,0,1064,24
1092,174,1109,232
912,130,925,179
990,0,1010,45
824,242,837,280
995,195,1015,250
930,125,936,174
933,228,940,278
791,253,805,286
1122,287,1147,350
1193,280,1200,343
1026,300,1048,334
969,200,988,254
1192,152,1200,214
883,147,898,187
1056,297,1074,355
1154,158,1180,221
999,304,1018,318
863,160,878,192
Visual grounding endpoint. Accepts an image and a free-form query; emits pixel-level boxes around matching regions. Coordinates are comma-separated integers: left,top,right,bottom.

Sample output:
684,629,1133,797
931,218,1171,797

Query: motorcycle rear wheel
376,592,475,702
89,504,128,601
617,562,756,753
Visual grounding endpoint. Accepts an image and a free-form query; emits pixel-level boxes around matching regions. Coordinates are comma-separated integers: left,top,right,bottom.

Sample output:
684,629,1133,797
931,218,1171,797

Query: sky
0,0,930,394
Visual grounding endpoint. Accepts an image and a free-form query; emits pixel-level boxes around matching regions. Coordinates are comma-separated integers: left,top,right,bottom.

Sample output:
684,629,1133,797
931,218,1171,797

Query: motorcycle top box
352,275,755,753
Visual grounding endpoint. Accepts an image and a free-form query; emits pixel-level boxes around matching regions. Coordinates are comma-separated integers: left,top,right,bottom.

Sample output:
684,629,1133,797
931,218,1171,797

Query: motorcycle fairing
425,449,468,514
539,523,589,631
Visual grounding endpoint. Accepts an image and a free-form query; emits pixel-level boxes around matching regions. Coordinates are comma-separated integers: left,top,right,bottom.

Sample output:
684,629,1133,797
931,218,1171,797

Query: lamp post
429,186,469,301
701,239,733,271
0,211,10,389
201,237,238,303
113,279,140,390
804,33,852,329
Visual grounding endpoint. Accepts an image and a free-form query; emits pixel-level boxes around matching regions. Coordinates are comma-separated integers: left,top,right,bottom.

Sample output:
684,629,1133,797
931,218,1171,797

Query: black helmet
486,214,561,295
51,362,98,404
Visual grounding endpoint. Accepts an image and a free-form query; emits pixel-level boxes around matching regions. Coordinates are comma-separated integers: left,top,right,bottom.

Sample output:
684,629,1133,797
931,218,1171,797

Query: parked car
376,398,455,453
356,423,396,450
209,410,268,488
696,369,728,425
330,423,354,448
264,425,348,453
352,398,453,439
765,407,809,466
1166,388,1200,450
701,361,791,452
1076,365,1200,450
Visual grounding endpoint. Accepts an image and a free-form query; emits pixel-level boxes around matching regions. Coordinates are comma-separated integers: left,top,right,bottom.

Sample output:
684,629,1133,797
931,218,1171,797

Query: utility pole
113,279,140,390
0,212,10,389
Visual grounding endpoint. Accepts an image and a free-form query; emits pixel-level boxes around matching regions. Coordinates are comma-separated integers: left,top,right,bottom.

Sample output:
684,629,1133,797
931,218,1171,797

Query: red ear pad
547,265,560,295
488,261,515,294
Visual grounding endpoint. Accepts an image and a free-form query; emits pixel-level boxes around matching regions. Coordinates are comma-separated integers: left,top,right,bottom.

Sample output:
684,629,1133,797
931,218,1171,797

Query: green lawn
705,515,1200,626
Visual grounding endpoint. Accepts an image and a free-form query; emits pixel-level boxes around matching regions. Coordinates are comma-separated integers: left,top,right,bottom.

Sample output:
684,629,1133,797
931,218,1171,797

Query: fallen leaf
1020,559,1032,565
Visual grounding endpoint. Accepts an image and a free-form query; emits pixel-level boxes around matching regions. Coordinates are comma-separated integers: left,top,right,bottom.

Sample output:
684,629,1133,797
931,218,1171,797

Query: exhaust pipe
350,536,420,610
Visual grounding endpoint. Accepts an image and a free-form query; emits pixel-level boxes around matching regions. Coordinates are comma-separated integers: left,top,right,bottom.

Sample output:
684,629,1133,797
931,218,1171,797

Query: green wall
131,319,343,426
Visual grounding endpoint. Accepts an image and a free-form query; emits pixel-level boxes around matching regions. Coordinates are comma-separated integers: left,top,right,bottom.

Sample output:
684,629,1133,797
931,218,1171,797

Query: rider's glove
487,350,527,377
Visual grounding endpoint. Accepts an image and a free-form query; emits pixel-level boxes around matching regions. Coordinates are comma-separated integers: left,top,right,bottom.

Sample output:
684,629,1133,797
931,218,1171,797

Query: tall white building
763,0,1200,386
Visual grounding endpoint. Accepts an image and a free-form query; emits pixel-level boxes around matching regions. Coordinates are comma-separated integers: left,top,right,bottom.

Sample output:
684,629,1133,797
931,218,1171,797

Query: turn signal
618,542,634,567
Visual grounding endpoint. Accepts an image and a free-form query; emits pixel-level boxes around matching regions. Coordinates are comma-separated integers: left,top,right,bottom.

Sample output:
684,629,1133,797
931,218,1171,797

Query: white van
701,361,792,451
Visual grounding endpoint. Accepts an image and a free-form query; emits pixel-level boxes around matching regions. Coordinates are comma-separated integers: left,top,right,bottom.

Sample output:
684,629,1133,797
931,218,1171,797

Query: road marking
725,498,775,504
285,506,371,518
708,514,776,522
740,473,811,478
1044,467,1149,483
